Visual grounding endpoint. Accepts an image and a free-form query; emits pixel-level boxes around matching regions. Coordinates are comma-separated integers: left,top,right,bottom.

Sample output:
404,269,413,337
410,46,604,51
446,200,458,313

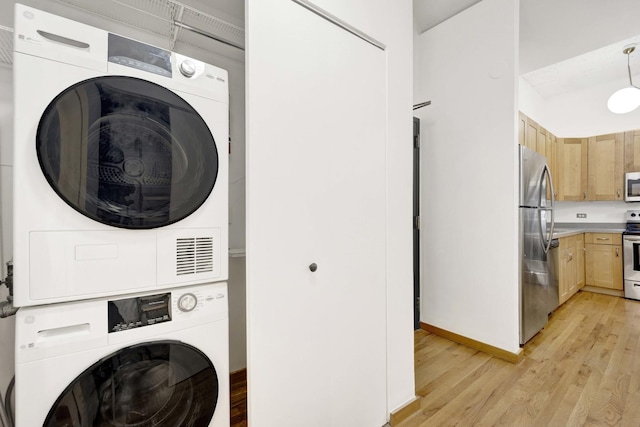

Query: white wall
555,201,628,224
416,0,520,353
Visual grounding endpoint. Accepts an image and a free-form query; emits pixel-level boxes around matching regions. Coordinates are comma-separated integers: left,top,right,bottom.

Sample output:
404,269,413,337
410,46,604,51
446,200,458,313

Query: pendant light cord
628,52,634,87
624,46,636,88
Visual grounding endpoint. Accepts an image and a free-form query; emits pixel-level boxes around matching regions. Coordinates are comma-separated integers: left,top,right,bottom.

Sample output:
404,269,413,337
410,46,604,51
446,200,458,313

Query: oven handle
624,236,640,242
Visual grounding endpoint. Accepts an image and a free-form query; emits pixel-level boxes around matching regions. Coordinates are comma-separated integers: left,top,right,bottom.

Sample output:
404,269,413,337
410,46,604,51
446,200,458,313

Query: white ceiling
414,0,640,100
3,0,640,100
413,0,481,33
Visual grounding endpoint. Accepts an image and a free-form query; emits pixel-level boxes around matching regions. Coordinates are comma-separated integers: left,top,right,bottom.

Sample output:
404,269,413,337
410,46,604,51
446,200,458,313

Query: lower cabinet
558,234,585,305
585,233,623,291
555,232,623,308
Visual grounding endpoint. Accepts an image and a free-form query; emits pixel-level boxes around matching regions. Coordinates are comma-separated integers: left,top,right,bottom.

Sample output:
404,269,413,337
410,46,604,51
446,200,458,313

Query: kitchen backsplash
554,201,630,223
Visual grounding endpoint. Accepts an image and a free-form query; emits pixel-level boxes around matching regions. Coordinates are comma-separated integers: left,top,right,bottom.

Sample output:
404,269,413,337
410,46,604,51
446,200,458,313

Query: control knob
179,60,196,77
177,293,197,312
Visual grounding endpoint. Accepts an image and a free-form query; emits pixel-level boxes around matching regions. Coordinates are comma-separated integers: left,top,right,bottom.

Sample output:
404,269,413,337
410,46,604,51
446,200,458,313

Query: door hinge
414,215,420,230
414,135,420,149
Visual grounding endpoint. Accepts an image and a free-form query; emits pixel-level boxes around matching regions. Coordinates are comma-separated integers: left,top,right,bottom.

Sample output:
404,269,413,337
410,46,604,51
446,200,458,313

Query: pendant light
607,45,640,114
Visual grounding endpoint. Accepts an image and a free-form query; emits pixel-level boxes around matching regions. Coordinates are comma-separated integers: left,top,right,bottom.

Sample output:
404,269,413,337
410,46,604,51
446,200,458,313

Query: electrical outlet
576,213,587,218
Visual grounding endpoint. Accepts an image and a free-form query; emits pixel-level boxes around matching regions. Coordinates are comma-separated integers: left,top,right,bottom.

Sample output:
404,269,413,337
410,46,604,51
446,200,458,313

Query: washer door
44,341,219,426
37,76,219,229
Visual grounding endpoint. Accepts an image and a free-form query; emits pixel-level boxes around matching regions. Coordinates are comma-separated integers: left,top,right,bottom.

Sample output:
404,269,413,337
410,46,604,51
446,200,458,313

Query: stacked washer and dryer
11,4,230,426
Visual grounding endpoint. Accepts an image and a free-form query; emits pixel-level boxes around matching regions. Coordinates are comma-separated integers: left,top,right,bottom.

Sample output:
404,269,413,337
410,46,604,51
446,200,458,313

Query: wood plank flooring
230,369,248,427
398,291,640,427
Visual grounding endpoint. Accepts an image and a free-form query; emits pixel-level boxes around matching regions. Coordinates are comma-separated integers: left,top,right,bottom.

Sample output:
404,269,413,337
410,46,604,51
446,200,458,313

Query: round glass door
37,76,219,229
44,341,219,426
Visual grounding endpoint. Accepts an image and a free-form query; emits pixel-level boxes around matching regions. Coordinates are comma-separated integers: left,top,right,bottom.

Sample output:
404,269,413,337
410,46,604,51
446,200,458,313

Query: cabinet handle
616,248,620,257
618,189,622,198
309,263,318,272
583,192,587,199
596,237,610,241
568,252,573,261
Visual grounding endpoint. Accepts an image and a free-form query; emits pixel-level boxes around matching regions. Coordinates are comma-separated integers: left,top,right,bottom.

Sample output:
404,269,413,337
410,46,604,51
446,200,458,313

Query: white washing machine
14,281,229,427
13,4,229,306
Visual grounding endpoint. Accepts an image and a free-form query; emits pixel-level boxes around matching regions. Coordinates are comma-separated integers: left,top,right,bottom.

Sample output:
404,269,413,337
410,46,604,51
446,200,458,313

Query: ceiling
414,0,640,100
413,0,481,33
2,0,640,101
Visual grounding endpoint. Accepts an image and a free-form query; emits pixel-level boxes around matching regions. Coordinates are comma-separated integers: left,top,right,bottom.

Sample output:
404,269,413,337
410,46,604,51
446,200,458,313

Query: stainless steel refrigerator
519,145,559,345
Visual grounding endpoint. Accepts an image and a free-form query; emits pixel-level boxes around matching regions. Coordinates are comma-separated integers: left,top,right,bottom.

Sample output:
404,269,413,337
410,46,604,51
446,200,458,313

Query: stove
623,210,640,300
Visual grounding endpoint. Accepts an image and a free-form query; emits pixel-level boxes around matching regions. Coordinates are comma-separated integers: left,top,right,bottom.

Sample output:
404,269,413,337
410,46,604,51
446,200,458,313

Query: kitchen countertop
552,223,626,239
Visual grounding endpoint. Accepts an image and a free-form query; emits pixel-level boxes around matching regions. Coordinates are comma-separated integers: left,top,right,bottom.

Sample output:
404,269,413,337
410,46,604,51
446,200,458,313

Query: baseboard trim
582,286,624,298
389,396,421,426
420,322,523,364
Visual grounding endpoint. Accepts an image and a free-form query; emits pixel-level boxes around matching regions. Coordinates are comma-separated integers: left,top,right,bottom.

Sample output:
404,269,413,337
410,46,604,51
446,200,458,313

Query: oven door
623,234,640,299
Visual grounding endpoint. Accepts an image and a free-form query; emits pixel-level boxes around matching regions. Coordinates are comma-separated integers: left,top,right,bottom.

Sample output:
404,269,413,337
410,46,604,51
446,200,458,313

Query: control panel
626,210,640,223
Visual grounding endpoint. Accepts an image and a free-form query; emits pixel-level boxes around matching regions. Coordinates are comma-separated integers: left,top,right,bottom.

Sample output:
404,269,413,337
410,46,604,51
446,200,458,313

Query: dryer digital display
109,292,172,332
36,76,219,229
107,33,173,77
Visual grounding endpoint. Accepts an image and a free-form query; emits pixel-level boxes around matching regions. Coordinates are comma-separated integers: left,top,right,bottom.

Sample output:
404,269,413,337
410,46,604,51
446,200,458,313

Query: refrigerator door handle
539,165,555,254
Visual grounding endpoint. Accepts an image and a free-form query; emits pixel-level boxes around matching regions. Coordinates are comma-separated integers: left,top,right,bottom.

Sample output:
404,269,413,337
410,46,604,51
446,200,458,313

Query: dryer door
37,76,219,229
44,341,219,426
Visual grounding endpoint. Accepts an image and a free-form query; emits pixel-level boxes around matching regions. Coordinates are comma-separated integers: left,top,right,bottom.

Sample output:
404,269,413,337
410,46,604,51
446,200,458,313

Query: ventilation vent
0,25,12,66
176,237,214,276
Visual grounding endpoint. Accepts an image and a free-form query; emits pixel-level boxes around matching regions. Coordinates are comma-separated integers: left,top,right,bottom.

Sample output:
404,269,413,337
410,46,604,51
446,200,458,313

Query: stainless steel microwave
626,172,640,202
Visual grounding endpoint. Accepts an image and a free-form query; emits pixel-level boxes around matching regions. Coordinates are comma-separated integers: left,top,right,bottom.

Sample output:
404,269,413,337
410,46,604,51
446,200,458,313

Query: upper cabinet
624,130,640,173
519,112,630,201
556,137,588,201
587,133,624,201
519,112,558,198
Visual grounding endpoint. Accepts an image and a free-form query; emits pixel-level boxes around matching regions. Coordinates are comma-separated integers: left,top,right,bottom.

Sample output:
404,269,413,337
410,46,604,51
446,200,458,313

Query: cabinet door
558,238,576,305
613,245,623,290
547,133,558,199
537,126,548,159
586,244,623,290
518,112,527,147
576,234,585,289
624,130,640,172
556,138,588,201
525,116,539,153
588,133,624,200
246,2,387,426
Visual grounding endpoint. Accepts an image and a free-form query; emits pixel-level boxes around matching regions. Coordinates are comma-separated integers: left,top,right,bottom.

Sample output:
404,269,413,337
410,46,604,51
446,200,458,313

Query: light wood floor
398,290,640,427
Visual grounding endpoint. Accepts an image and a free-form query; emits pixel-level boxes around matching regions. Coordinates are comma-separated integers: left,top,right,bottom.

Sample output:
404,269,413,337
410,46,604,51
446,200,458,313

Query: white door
246,0,388,426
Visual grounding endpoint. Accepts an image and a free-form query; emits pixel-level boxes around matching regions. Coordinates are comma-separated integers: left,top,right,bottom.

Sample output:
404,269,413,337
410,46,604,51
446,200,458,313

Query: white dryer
13,4,228,306
14,281,229,427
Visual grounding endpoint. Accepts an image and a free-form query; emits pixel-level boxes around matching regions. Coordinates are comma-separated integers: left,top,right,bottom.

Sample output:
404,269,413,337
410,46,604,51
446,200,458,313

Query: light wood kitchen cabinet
557,234,584,306
576,233,585,289
547,132,558,199
585,233,623,291
587,133,624,200
624,129,640,173
556,138,588,201
518,112,558,197
518,112,527,148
